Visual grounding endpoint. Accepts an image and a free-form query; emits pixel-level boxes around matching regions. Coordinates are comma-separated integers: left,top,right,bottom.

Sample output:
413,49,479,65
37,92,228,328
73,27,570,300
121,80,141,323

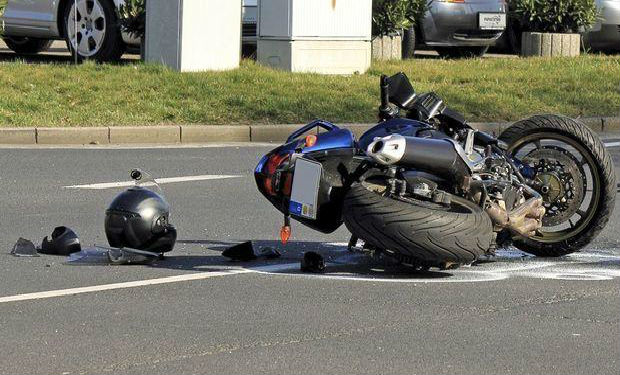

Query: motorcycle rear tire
343,183,494,268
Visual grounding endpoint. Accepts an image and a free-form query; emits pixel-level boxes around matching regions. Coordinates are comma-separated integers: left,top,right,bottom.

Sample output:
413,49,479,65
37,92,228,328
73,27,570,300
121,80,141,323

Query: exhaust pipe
366,135,469,178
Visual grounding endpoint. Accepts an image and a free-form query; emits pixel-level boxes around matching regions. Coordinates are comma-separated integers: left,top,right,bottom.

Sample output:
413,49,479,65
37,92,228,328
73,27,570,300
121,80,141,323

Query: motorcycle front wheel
342,182,494,269
499,114,617,256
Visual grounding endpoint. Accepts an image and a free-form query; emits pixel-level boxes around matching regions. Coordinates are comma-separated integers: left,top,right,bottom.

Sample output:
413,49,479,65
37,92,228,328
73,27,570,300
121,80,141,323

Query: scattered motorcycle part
222,241,257,261
257,247,281,259
107,248,159,265
105,186,177,254
67,247,158,265
221,242,281,261
10,238,39,257
39,227,82,256
301,252,326,273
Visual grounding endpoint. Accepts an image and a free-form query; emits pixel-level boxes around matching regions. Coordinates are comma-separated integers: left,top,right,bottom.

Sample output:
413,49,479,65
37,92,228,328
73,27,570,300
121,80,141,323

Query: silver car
1,0,133,61
405,0,507,58
584,0,620,52
1,0,257,61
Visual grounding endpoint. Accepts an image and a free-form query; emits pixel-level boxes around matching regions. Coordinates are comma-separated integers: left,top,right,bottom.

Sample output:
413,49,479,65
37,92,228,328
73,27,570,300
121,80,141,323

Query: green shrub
118,0,146,39
510,0,598,33
372,0,428,37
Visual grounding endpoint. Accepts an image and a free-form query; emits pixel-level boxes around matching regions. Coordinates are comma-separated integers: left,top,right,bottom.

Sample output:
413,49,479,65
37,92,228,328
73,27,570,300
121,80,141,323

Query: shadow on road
159,239,456,279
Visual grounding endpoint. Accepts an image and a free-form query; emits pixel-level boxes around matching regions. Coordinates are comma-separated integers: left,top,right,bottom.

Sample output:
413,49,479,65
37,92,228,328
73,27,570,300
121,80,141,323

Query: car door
2,0,58,38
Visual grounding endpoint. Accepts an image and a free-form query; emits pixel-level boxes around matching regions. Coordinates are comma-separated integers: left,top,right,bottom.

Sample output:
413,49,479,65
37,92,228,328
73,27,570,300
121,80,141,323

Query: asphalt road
0,138,619,375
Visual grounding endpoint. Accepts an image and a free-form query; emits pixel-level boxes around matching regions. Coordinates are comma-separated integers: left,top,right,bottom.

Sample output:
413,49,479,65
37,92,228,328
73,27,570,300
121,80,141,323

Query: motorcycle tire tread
343,184,494,267
499,114,617,257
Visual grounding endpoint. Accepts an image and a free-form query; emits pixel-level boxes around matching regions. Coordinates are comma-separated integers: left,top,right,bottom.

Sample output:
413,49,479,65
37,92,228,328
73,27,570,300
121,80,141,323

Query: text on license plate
479,13,506,30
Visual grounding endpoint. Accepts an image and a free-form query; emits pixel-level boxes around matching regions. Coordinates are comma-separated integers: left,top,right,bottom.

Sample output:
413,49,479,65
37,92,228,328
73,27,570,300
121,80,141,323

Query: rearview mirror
386,72,416,110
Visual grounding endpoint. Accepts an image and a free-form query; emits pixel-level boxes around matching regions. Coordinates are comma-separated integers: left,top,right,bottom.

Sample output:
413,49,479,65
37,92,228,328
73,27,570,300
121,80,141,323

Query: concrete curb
0,117,617,145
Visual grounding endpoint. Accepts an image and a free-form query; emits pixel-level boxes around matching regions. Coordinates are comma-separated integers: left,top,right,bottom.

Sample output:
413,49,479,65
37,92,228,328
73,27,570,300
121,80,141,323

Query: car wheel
62,0,124,62
402,25,416,59
2,37,53,54
436,46,489,59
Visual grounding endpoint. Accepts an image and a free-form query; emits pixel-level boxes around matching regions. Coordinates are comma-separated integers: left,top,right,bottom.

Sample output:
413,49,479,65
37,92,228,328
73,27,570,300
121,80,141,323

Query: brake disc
524,146,585,227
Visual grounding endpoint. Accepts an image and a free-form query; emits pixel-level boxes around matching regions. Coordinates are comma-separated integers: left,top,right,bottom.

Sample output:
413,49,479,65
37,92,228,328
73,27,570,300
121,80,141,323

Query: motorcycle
255,73,616,269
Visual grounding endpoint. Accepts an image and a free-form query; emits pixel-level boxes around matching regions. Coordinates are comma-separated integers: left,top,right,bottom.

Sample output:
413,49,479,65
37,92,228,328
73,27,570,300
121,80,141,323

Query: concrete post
145,0,242,72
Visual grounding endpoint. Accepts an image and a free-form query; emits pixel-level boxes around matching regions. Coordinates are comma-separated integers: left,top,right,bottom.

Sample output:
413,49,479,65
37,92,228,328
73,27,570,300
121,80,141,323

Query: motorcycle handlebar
380,75,390,111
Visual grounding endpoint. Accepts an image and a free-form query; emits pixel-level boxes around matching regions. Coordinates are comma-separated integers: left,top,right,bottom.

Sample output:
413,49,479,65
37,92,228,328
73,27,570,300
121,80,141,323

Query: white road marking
64,175,242,190
0,269,251,304
2,249,619,304
604,142,620,148
0,142,275,150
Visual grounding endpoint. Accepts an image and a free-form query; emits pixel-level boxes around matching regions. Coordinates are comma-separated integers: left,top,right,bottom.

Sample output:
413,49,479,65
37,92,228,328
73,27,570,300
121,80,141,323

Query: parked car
1,0,132,61
1,0,257,61
404,0,507,58
584,0,620,52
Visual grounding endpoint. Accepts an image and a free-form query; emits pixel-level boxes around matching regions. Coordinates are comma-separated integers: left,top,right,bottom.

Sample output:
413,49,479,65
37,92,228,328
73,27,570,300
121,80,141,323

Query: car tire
2,37,53,54
342,183,494,268
402,26,416,59
436,46,489,59
62,0,124,62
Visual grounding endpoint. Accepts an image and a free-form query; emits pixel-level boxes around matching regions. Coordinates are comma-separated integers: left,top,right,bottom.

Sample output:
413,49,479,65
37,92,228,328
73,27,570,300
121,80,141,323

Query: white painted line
0,270,251,304
604,142,620,148
64,175,242,190
0,143,275,150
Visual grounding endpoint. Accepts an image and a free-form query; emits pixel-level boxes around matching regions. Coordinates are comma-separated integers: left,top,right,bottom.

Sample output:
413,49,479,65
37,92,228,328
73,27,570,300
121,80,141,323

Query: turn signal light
305,135,317,148
280,225,291,245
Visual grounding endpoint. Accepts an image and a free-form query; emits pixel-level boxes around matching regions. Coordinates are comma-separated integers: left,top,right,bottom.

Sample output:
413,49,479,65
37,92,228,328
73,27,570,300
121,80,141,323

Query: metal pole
74,0,78,64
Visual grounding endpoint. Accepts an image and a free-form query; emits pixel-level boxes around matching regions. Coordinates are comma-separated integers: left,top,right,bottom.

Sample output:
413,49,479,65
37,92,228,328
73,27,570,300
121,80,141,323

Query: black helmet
40,226,82,256
105,186,177,254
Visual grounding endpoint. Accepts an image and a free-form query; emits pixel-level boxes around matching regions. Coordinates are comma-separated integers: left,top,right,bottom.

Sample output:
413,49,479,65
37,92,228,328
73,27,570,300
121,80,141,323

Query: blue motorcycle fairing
358,118,434,151
255,121,355,176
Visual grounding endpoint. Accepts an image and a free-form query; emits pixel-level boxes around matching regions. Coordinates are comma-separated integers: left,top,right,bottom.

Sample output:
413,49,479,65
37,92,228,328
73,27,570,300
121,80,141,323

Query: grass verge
0,55,618,127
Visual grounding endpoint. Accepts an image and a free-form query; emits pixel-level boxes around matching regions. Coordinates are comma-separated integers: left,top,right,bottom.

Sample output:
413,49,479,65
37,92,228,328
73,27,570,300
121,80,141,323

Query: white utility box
145,0,242,72
257,0,372,75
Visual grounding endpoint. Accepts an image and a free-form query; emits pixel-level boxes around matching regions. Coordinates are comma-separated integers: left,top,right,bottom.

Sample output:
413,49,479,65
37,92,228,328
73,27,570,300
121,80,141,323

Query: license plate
479,13,506,30
289,158,321,220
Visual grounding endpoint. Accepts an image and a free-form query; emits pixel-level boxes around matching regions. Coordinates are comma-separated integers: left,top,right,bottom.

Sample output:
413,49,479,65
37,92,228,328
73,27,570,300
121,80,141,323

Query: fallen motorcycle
255,73,616,269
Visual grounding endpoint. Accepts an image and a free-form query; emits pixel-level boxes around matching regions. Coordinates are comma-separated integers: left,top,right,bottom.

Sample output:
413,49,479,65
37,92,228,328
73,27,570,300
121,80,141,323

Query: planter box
257,0,372,75
145,0,242,72
521,32,580,57
372,35,402,60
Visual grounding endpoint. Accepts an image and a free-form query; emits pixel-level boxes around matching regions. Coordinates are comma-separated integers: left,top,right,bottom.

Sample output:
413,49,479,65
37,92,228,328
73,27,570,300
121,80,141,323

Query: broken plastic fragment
221,242,281,261
257,246,281,259
10,238,39,257
67,246,159,265
222,241,257,261
301,251,325,273
40,227,81,256
107,248,159,265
